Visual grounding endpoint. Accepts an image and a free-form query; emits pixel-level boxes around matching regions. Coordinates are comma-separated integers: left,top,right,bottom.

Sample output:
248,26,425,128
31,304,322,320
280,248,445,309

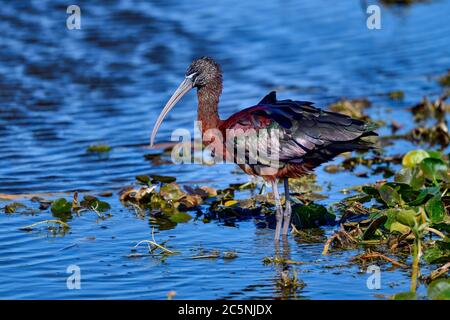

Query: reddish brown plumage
152,56,377,182
151,56,378,239
185,57,377,182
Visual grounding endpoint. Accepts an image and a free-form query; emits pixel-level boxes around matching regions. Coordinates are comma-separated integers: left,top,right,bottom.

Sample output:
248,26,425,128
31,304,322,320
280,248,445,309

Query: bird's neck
197,81,222,133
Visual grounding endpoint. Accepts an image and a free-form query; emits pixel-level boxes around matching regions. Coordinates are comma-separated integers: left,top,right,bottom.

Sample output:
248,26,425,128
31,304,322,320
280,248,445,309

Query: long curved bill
150,77,194,147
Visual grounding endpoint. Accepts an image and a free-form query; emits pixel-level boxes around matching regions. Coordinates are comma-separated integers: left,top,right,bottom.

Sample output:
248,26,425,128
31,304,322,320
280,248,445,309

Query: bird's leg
282,178,292,237
271,179,283,241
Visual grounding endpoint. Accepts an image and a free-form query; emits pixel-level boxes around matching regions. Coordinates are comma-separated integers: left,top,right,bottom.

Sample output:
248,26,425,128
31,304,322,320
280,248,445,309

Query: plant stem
410,236,421,293
425,227,446,239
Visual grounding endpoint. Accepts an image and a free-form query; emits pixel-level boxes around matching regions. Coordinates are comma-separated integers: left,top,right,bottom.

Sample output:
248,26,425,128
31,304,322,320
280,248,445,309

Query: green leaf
396,209,417,228
394,168,412,184
425,195,446,224
151,175,176,184
80,196,110,212
362,186,380,196
408,186,439,206
384,182,417,203
384,208,399,230
432,222,450,233
427,279,450,300
389,221,411,234
424,241,450,264
402,150,429,168
410,167,425,190
160,183,185,201
51,198,72,215
362,215,388,240
379,184,402,207
392,291,417,300
169,212,192,223
136,175,151,184
427,150,444,160
87,144,111,153
4,202,26,214
292,204,335,229
420,158,448,183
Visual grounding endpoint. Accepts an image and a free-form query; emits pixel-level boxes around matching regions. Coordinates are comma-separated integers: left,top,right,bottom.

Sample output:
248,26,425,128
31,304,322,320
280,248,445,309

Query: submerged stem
410,236,422,293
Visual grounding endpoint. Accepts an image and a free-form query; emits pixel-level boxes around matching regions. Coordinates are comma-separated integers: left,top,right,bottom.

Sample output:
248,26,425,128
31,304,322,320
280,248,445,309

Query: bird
150,56,377,241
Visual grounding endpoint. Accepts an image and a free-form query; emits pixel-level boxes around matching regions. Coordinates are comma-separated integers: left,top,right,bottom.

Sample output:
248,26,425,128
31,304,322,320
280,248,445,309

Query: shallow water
0,0,449,299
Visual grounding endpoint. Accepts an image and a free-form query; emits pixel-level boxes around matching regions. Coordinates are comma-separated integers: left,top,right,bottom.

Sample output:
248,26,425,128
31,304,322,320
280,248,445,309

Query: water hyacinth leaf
425,195,446,224
395,167,424,190
362,215,388,240
420,158,448,183
432,222,450,233
396,209,417,228
51,198,72,215
4,202,26,214
427,150,444,160
87,144,111,153
384,182,416,203
80,196,111,212
379,184,402,207
391,292,417,300
438,70,450,87
423,241,450,264
402,150,429,168
150,175,176,184
427,278,450,300
394,167,412,184
170,212,192,223
362,185,380,196
160,183,185,201
95,200,111,212
408,186,439,206
136,175,151,185
410,167,425,190
292,204,336,229
389,221,411,235
384,208,399,230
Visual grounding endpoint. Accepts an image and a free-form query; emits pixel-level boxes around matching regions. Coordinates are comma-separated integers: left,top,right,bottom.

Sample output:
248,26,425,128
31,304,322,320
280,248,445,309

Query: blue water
0,0,449,299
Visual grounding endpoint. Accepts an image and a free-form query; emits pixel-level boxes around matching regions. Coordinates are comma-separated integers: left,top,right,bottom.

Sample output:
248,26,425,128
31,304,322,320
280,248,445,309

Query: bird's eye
186,72,199,86
186,72,197,80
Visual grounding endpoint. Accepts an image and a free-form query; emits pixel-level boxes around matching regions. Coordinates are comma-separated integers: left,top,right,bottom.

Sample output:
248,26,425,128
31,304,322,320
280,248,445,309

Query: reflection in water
274,239,305,300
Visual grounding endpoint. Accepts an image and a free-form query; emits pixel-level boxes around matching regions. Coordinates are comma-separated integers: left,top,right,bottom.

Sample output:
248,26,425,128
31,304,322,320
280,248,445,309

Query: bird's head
185,56,222,88
150,57,221,147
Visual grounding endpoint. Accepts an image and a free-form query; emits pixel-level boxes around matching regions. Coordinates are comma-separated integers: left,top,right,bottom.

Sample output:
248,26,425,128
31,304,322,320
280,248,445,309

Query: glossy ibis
151,57,377,241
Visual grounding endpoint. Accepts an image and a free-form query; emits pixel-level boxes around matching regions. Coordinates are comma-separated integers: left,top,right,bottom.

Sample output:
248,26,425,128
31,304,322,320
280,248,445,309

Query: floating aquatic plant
328,98,371,120
438,70,450,87
323,149,449,294
86,144,112,153
388,90,405,101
